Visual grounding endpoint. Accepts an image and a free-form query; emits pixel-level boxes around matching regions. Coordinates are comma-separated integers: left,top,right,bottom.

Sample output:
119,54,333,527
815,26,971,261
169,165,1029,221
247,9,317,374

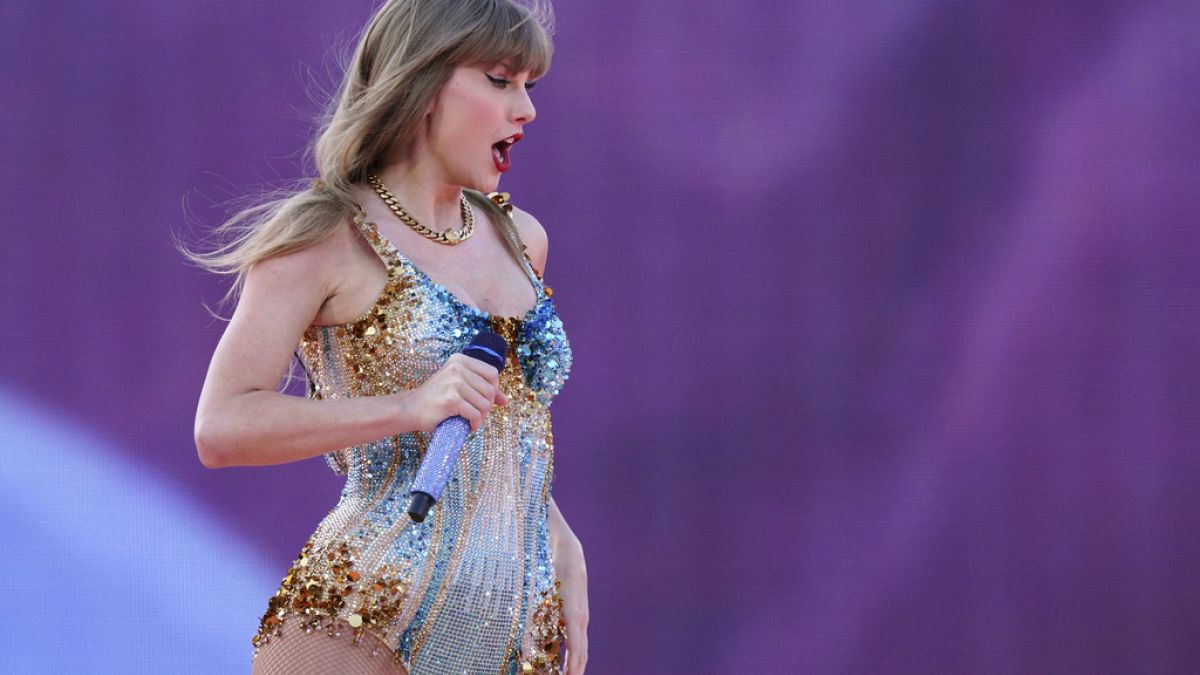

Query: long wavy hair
182,0,553,302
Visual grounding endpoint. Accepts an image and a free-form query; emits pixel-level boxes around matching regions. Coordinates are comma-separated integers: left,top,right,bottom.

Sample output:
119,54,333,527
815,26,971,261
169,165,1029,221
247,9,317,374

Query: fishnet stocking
252,617,407,675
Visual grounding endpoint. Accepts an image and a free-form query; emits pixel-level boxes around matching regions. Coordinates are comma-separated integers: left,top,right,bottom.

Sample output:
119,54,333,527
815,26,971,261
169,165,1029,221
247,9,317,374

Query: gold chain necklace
367,174,474,245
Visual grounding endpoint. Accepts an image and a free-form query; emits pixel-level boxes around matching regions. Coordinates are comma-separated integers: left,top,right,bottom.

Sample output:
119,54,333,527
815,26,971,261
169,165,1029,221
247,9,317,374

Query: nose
513,88,536,124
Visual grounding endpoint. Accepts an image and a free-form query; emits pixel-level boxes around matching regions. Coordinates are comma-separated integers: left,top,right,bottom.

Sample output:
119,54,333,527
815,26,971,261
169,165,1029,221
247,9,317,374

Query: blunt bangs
451,1,554,79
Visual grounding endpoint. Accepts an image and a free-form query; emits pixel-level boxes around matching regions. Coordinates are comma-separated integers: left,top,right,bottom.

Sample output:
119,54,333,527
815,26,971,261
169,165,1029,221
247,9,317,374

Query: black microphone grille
464,330,508,371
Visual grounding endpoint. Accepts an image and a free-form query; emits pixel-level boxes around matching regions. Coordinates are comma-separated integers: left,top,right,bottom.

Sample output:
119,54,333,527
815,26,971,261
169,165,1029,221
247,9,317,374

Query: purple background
3,1,1199,672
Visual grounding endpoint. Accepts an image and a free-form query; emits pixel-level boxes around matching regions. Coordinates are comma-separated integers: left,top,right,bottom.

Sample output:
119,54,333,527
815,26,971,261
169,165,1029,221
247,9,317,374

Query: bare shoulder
244,220,346,298
509,204,549,272
239,216,363,328
202,221,343,401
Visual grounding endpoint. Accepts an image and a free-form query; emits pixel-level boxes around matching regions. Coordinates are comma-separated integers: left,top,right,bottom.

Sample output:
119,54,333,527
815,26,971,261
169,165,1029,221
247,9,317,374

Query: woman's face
424,62,538,192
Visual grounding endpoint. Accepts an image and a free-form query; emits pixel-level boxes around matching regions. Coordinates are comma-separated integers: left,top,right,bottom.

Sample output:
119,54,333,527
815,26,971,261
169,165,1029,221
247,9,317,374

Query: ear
426,77,453,118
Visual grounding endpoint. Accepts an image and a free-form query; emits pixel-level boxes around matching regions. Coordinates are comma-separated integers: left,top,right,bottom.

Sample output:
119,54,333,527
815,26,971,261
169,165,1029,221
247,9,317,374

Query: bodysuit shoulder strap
348,202,399,266
482,191,544,290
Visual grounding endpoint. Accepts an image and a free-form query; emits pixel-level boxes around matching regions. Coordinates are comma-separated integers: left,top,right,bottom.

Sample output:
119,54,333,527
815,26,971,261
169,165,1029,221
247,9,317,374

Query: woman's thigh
251,617,407,675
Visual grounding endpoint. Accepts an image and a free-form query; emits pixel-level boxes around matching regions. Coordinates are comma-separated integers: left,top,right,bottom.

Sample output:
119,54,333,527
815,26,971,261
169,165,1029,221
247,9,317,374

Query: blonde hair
182,0,554,302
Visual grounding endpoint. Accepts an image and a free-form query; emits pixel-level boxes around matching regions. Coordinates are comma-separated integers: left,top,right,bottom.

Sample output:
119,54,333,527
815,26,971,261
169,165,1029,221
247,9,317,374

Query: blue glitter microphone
407,330,508,522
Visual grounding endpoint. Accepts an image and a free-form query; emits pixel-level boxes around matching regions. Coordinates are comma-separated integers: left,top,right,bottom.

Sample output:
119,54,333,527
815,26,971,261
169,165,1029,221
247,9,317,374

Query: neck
371,159,466,233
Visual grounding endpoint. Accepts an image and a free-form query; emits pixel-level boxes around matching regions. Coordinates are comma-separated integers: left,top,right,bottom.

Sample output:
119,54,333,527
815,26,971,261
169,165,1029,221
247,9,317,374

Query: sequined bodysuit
252,197,572,674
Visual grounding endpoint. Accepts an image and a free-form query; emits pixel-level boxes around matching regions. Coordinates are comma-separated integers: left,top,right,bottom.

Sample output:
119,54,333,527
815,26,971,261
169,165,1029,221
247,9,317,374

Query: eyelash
486,74,536,91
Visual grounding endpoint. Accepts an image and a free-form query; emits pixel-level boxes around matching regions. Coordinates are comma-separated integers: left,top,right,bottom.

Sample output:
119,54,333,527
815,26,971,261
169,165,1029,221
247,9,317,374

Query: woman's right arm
193,233,505,469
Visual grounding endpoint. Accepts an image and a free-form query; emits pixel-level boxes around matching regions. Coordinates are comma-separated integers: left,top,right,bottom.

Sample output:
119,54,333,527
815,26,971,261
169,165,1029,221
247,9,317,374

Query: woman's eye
487,74,536,91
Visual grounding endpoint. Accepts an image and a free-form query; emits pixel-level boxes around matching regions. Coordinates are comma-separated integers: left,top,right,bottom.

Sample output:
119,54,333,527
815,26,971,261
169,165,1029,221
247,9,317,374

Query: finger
461,355,502,387
457,355,508,405
447,353,494,383
459,369,499,409
569,637,587,675
565,618,587,674
446,353,475,371
450,380,489,420
456,388,490,431
480,370,507,405
460,404,483,432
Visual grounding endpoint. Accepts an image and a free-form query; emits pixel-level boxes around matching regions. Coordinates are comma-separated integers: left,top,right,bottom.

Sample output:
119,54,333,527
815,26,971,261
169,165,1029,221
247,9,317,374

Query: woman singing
187,1,588,672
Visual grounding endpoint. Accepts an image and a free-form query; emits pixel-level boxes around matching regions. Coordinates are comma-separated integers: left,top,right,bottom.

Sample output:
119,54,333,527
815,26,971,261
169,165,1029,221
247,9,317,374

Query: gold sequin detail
253,542,411,657
517,581,567,675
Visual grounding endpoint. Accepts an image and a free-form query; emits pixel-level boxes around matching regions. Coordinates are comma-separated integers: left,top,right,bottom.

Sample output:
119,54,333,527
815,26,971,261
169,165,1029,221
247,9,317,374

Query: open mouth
492,141,511,172
491,133,522,173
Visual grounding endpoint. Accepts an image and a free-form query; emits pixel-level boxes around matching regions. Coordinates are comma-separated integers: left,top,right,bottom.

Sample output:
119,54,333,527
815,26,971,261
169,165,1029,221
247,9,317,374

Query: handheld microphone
407,330,508,523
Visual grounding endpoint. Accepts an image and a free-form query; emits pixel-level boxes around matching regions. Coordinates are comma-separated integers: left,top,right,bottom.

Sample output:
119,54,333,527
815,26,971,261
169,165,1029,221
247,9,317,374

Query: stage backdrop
2,1,1198,673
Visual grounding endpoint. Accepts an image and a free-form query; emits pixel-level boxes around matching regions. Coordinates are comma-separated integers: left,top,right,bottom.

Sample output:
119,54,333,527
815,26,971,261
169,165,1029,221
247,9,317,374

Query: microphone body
407,331,508,522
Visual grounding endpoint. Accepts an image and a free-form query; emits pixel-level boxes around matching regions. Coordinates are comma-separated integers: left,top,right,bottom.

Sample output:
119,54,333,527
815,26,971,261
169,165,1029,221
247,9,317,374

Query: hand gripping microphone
407,330,508,523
